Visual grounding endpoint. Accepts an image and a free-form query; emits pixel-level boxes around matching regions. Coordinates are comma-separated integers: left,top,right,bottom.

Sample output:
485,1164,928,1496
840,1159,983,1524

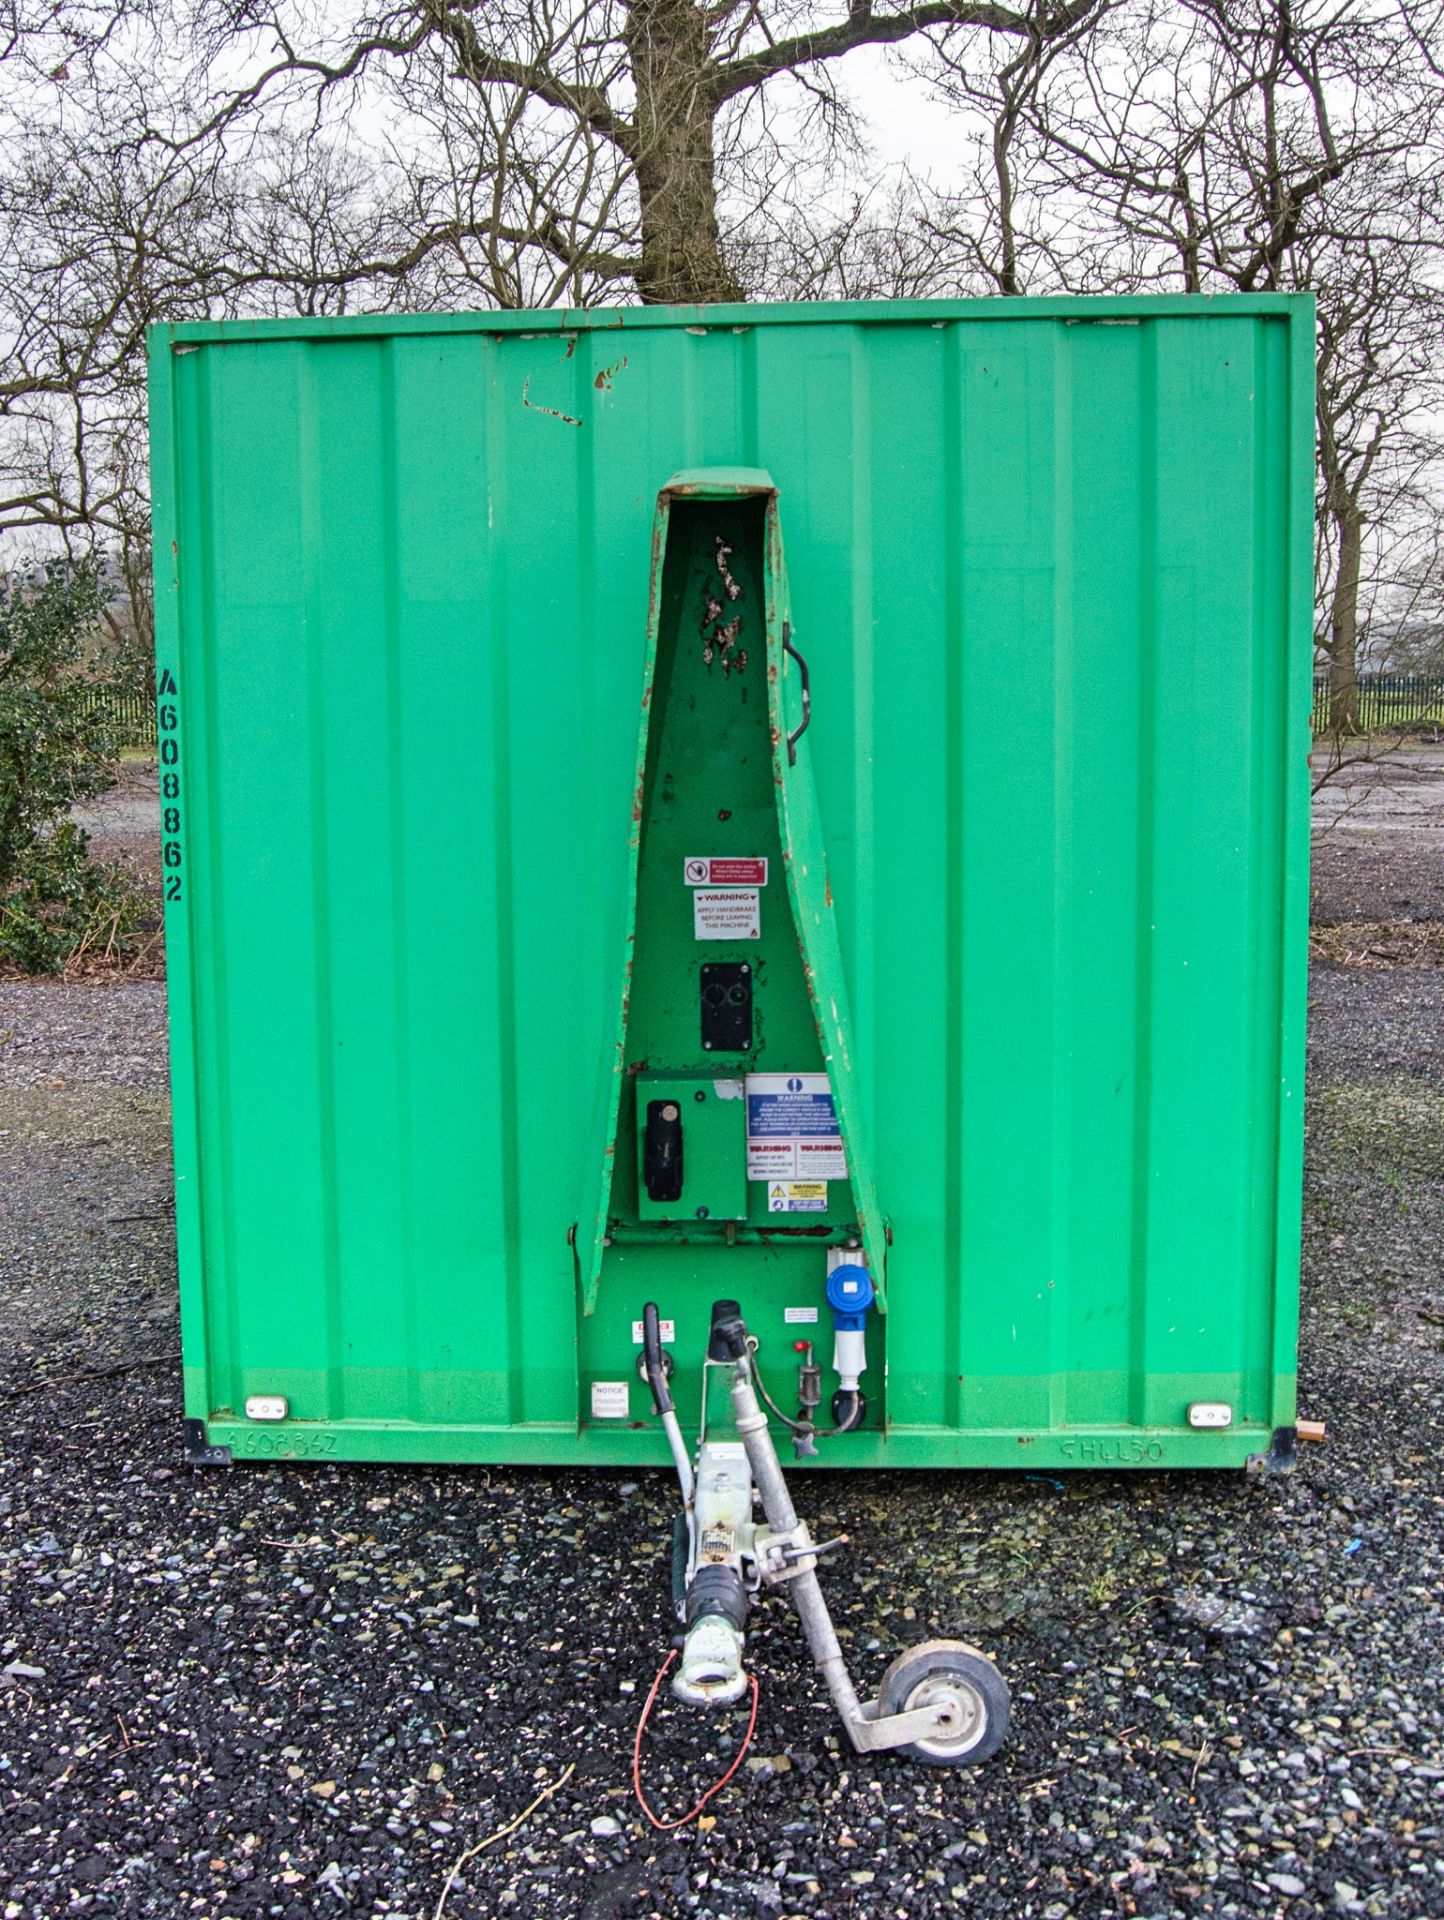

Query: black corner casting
1245,1425,1298,1479
184,1417,233,1468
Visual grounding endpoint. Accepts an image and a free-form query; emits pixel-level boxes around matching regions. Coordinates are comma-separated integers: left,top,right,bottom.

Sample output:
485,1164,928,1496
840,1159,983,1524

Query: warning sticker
768,1181,828,1214
685,856,768,887
590,1381,629,1419
631,1319,675,1344
784,1305,820,1325
746,1073,847,1180
693,888,760,940
746,1142,793,1181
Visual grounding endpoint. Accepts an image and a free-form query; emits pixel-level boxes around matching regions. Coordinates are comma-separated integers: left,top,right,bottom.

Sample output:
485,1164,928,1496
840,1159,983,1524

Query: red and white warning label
684,856,768,887
693,888,760,940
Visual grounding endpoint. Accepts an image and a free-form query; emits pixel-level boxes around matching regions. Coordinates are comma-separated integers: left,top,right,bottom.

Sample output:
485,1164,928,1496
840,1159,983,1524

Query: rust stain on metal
594,355,629,390
521,376,581,426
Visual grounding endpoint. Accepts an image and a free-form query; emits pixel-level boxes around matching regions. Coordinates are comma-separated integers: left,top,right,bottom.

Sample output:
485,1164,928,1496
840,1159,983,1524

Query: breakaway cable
632,1648,761,1830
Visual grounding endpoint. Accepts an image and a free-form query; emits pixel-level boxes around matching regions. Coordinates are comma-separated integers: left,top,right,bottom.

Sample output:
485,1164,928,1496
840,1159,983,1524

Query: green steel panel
634,1078,748,1225
149,295,1313,1471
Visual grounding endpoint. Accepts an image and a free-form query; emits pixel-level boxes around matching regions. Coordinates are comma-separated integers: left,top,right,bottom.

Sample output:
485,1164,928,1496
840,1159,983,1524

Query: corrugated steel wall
150,298,1313,1467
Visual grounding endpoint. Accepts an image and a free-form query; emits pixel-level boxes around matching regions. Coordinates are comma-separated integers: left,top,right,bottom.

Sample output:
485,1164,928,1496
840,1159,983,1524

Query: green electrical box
149,295,1313,1473
635,1077,748,1225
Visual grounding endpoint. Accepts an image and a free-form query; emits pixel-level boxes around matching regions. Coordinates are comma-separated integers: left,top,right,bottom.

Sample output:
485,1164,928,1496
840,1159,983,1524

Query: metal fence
78,686,157,750
1311,673,1444,734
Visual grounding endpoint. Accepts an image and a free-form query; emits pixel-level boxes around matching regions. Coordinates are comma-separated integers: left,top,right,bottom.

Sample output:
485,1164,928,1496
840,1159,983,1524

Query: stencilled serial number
232,1429,339,1459
1059,1436,1166,1464
156,666,184,903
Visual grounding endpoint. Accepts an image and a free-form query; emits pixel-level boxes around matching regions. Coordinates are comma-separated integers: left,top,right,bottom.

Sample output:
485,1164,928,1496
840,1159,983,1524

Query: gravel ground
1,774,1442,1919
1311,744,1444,928
72,762,163,910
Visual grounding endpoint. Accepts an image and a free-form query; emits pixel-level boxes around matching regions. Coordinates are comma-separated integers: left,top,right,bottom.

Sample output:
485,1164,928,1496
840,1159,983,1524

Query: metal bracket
847,1698,966,1754
183,1417,232,1468
756,1524,847,1584
1245,1425,1299,1479
755,1525,816,1584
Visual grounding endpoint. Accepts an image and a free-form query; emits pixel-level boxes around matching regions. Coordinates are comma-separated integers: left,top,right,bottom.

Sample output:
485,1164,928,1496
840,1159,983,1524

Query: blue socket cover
825,1263,874,1331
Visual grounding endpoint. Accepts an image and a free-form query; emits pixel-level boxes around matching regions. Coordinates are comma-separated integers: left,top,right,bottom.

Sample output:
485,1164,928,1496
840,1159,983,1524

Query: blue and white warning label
745,1072,848,1181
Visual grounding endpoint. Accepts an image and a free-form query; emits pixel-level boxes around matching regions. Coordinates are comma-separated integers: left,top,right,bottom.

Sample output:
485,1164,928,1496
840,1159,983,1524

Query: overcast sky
850,48,962,185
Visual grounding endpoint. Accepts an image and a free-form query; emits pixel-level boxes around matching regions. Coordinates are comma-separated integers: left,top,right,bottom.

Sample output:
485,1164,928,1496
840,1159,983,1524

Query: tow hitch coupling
638,1298,1011,1766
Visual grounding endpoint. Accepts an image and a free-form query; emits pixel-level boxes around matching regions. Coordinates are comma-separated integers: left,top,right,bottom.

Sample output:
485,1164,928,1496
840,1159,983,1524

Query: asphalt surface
1,767,1442,1919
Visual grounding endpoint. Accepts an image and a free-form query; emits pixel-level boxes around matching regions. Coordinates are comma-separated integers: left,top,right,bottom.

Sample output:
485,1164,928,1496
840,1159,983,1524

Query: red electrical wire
632,1648,761,1831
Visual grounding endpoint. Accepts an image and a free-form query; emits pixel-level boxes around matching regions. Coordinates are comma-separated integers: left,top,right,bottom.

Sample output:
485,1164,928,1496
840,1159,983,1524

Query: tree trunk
625,0,743,304
1327,495,1363,734
992,110,1020,294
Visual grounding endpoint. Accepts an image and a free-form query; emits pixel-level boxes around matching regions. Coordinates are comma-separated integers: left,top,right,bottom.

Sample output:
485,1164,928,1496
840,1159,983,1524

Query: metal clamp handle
782,622,810,765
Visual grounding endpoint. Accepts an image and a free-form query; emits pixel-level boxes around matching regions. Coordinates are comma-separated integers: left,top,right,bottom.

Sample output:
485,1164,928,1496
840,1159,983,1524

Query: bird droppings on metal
714,536,743,601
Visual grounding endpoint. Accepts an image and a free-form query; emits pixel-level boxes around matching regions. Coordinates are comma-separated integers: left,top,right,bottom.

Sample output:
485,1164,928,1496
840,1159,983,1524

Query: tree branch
713,0,1098,103
425,0,636,155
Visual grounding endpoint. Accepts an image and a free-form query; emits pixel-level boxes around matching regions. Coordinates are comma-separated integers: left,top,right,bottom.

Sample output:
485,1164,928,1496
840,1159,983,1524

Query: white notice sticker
693,888,760,940
746,1072,848,1180
784,1306,820,1325
767,1181,828,1214
590,1381,629,1419
630,1319,675,1344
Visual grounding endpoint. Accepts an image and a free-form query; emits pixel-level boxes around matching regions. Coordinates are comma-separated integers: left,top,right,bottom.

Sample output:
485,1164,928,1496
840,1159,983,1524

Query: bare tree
0,0,1113,641
0,127,214,661
1310,209,1444,732
0,118,372,656
115,0,1107,307
936,0,1444,731
5,0,1443,720
1375,531,1444,676
731,182,972,298
915,0,1109,292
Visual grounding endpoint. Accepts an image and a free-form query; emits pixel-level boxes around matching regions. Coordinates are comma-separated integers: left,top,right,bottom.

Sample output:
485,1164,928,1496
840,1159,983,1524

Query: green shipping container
149,296,1313,1476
